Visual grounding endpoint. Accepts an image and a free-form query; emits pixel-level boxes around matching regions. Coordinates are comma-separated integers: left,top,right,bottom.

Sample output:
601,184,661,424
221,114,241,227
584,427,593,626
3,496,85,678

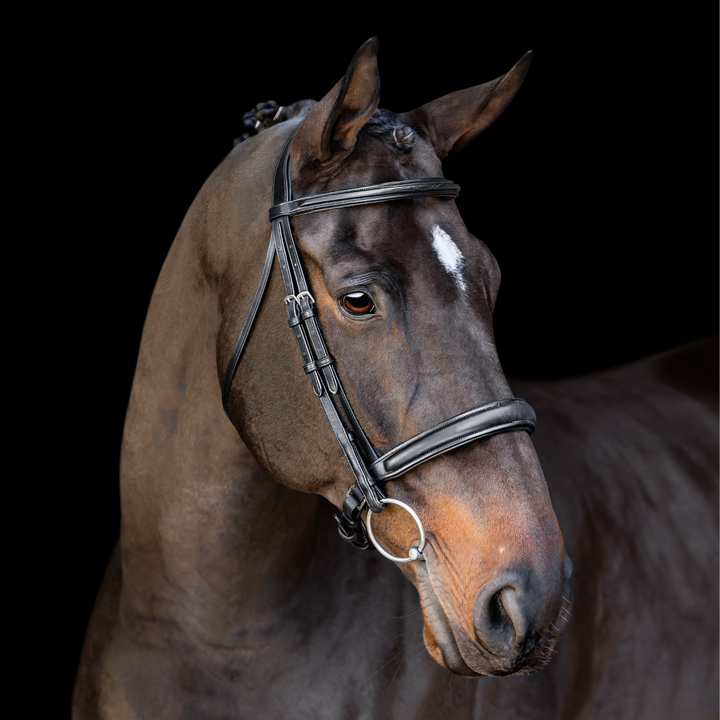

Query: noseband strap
369,398,536,483
222,131,537,553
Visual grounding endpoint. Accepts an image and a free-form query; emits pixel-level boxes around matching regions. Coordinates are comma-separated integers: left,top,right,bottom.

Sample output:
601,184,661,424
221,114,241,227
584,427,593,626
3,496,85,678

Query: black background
33,9,716,715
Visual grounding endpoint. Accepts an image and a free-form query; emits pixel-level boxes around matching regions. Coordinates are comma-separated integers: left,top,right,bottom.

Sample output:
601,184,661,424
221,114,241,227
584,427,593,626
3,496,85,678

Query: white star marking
431,224,466,291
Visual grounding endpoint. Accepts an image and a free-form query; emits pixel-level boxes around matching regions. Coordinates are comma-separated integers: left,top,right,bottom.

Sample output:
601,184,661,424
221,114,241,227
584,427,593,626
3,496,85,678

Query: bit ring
366,498,426,563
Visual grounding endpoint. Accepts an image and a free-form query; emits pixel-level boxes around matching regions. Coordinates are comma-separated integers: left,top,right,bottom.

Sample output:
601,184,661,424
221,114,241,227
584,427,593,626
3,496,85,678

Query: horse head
219,38,571,678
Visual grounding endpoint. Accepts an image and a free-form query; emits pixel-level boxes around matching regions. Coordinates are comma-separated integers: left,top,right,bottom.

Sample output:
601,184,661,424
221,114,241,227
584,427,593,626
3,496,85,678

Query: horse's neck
118,146,322,646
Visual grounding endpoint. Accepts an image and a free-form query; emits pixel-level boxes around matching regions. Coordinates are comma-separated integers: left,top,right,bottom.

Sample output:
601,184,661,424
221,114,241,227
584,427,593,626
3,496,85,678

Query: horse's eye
341,291,375,315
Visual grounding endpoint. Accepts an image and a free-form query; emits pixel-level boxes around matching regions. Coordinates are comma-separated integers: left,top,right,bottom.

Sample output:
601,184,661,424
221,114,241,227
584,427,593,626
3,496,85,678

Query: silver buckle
296,291,315,305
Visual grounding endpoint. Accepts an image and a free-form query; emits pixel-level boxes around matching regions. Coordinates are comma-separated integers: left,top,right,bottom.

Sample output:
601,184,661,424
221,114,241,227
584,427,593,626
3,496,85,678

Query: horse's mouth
413,546,572,678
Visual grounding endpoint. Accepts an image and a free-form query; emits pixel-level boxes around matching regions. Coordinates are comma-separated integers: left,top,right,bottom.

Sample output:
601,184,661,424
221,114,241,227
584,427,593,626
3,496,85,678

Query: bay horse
73,38,718,719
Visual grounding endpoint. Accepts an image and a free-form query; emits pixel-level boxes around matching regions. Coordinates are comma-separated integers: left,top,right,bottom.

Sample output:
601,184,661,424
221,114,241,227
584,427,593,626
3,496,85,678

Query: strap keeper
303,355,334,374
304,360,320,374
342,484,366,523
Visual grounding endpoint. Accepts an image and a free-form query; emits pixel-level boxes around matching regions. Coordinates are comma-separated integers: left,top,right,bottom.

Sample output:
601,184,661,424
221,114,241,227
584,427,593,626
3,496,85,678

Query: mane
234,102,416,152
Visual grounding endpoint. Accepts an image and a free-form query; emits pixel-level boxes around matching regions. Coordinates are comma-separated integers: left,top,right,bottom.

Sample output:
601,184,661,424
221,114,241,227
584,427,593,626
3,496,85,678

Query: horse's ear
291,37,381,167
403,51,533,159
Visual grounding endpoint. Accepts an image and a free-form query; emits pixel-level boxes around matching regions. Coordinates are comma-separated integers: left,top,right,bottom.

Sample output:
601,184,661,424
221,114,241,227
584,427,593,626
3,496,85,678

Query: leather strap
269,178,460,220
271,141,386,516
369,398,536,483
222,237,276,417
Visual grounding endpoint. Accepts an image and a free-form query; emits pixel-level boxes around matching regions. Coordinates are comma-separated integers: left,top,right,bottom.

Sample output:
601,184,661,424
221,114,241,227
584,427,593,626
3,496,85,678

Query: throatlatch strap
221,238,276,417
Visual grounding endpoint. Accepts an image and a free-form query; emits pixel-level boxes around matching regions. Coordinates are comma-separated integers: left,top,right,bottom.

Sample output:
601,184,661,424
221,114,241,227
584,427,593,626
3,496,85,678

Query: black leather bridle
222,132,537,555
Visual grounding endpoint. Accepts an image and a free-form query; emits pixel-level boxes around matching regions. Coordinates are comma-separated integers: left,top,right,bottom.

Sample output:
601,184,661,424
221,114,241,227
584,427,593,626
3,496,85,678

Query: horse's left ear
291,37,381,169
403,51,533,159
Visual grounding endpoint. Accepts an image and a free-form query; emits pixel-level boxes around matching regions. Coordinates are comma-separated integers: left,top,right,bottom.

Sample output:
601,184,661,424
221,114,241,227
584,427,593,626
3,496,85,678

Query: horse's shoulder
645,335,718,411
514,337,718,559
516,337,718,439
511,340,718,720
72,543,122,719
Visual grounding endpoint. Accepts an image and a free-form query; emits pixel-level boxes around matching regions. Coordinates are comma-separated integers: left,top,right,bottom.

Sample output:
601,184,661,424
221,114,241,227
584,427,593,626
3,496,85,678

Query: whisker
388,648,407,686
390,628,425,642
379,605,424,621
366,647,410,681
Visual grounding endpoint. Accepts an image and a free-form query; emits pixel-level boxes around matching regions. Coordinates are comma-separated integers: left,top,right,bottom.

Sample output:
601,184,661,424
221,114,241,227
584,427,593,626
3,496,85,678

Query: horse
73,38,718,719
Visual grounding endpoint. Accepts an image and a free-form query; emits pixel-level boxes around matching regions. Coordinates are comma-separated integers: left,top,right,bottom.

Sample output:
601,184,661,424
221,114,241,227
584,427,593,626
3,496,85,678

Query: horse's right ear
290,37,381,170
403,51,533,159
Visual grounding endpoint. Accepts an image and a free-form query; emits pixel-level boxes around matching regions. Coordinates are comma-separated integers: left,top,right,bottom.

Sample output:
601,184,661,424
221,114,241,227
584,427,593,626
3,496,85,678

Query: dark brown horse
73,38,718,719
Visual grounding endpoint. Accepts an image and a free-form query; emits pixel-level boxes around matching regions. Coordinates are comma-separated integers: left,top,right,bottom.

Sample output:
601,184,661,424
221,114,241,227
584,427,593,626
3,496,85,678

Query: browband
269,178,460,220
222,130,537,551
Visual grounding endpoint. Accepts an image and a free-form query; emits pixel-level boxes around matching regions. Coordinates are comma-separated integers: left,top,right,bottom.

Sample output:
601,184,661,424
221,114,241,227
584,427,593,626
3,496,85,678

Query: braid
233,103,415,153
360,108,416,152
233,99,316,146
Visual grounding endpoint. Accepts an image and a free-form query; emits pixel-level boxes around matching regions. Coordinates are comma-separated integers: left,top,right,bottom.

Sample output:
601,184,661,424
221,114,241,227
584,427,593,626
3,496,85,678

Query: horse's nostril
487,589,509,629
474,569,549,660
475,582,519,655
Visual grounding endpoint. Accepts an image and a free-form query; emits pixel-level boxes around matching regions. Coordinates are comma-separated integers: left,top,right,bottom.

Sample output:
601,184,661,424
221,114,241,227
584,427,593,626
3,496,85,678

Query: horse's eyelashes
341,291,375,316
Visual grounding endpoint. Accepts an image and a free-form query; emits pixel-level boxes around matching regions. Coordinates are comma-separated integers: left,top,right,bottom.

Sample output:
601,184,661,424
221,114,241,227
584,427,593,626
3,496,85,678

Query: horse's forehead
348,134,443,183
293,133,462,276
295,131,444,193
298,197,459,264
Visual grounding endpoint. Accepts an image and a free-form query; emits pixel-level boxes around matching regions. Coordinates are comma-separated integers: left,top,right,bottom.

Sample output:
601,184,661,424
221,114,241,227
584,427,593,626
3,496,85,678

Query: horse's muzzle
416,546,573,677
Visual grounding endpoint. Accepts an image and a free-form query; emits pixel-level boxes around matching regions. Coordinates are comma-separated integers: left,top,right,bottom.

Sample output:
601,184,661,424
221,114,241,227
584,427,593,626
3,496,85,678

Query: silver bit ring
366,498,426,563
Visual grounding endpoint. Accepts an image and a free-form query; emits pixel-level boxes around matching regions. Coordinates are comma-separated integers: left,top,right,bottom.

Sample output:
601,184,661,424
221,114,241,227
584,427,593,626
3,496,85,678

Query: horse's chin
421,618,484,678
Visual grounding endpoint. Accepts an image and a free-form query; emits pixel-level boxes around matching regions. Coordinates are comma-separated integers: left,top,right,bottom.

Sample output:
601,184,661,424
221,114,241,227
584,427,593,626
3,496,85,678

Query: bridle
222,130,537,561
